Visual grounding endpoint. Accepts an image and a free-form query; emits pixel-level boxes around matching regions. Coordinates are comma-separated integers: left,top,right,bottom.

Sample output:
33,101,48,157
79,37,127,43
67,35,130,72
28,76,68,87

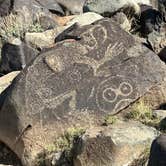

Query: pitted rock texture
0,18,166,165
73,121,158,166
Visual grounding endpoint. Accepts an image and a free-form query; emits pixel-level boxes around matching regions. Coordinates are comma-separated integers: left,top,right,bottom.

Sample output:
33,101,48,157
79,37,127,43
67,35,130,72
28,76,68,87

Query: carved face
95,76,138,114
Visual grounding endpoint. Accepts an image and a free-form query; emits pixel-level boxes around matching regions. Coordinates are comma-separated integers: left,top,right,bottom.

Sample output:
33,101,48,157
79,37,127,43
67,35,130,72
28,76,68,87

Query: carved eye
119,82,132,96
103,88,117,103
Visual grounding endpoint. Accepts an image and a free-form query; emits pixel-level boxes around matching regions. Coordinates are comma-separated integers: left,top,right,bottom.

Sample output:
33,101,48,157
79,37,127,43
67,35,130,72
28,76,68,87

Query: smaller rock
39,16,58,30
147,29,166,54
148,134,166,166
153,110,166,120
54,15,75,26
25,26,69,48
0,0,12,17
51,152,62,165
111,12,131,31
73,120,159,166
0,71,20,94
158,47,166,63
73,127,117,166
139,5,162,37
0,39,38,74
66,12,103,27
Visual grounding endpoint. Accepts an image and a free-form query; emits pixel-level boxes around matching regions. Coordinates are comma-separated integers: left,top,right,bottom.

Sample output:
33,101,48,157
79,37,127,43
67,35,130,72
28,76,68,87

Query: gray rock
0,18,166,165
83,0,150,16
147,29,166,54
66,12,103,27
55,0,86,15
39,16,58,30
0,0,11,17
158,0,166,20
73,120,158,166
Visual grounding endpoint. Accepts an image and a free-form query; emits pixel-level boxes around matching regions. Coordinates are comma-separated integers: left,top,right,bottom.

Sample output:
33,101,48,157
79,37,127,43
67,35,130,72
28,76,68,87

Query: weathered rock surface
25,26,68,49
55,0,86,15
0,18,166,165
135,80,166,110
0,40,38,74
147,29,166,54
66,12,103,27
0,71,20,94
111,12,131,32
39,16,58,31
13,0,86,16
83,0,151,15
158,0,166,20
73,120,158,166
148,134,166,166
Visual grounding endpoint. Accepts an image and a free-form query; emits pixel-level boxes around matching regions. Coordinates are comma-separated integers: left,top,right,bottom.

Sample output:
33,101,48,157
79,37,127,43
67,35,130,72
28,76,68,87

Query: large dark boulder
0,18,166,165
148,134,166,166
0,41,38,74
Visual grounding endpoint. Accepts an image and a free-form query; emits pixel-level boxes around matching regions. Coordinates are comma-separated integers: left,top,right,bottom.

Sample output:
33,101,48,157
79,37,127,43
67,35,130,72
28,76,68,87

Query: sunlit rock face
0,18,166,165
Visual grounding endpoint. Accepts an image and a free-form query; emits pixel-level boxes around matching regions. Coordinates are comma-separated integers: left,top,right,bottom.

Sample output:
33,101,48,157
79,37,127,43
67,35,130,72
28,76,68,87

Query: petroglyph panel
1,18,166,165
22,18,163,121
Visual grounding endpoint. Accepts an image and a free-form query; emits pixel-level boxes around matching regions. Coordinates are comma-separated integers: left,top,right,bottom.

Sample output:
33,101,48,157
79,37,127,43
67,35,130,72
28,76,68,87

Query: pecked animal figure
0,18,166,165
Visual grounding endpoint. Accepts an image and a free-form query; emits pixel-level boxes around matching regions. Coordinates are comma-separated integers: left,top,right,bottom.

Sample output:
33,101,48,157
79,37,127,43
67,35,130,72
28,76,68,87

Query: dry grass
0,13,44,42
125,101,161,128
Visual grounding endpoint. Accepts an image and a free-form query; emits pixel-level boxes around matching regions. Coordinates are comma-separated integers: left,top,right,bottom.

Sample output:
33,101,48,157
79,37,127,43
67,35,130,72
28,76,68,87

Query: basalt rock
0,18,166,165
0,40,38,74
148,134,166,166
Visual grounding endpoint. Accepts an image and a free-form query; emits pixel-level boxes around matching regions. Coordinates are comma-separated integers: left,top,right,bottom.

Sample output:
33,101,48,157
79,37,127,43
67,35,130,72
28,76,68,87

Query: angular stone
0,18,166,165
0,41,38,74
66,12,103,27
25,26,68,49
0,71,20,94
153,110,166,120
73,120,158,166
55,0,86,15
83,0,150,15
